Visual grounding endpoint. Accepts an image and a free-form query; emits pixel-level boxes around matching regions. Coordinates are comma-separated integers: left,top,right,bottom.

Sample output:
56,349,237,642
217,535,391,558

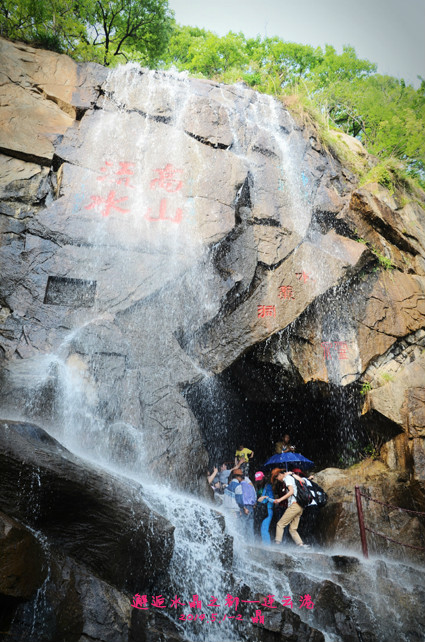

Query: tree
310,45,376,87
84,0,174,66
0,0,174,65
311,73,425,175
0,0,82,51
251,38,322,86
163,25,247,77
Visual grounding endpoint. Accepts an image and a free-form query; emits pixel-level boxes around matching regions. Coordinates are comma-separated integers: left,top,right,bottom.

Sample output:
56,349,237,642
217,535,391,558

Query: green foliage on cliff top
0,0,174,66
1,8,424,188
161,26,425,188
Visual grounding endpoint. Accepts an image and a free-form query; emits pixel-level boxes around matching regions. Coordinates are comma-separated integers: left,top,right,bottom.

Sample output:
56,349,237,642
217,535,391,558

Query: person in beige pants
273,471,310,548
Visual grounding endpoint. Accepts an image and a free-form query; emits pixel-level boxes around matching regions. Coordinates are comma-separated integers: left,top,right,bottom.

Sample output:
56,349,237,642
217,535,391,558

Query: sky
168,0,425,87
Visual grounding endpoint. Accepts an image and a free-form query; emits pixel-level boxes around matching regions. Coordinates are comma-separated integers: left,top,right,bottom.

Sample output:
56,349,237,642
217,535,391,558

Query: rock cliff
1,34,425,608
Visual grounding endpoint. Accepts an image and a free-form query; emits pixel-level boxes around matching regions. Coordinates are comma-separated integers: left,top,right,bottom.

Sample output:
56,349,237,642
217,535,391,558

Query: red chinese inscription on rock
321,341,349,360
295,271,315,283
147,163,185,224
258,305,276,318
146,198,183,224
85,190,129,217
97,160,135,188
85,159,135,217
150,164,183,192
278,285,295,300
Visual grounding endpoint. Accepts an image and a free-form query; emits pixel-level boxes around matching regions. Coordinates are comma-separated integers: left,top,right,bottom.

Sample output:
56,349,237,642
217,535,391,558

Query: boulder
0,511,47,599
314,461,425,563
0,420,174,592
0,36,424,545
245,546,425,642
366,353,425,433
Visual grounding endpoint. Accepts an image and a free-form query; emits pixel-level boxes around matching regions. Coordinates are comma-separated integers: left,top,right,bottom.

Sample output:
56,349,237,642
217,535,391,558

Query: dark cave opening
185,350,402,476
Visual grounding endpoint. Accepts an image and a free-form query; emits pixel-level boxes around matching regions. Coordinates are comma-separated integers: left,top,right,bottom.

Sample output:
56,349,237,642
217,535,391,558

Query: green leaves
314,73,425,178
1,5,423,187
162,25,247,76
0,0,174,65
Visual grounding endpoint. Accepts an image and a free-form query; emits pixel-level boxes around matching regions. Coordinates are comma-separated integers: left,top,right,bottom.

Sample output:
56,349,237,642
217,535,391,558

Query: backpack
293,477,314,508
255,500,269,520
308,480,328,508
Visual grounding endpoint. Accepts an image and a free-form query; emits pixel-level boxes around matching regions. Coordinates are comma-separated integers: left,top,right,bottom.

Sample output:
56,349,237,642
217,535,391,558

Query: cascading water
1,62,423,642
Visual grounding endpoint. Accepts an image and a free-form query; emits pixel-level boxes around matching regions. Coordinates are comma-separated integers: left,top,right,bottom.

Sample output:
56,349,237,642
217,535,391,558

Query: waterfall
1,62,423,642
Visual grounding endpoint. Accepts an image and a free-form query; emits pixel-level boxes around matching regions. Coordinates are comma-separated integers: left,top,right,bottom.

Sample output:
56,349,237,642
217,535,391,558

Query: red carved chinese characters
150,164,183,192
258,305,276,318
145,198,183,224
295,271,315,283
85,191,129,217
278,285,295,300
97,161,135,188
321,341,349,360
334,341,348,359
147,163,184,223
85,159,134,217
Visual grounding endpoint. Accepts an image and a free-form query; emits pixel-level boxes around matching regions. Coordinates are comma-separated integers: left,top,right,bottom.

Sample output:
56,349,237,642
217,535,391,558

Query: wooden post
355,485,368,559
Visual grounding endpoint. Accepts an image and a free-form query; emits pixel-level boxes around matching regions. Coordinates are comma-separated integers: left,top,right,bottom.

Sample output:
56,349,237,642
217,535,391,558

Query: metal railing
354,485,425,558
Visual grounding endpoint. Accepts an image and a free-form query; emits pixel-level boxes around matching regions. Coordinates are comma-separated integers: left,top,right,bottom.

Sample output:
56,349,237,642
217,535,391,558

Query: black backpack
293,477,314,508
308,480,328,508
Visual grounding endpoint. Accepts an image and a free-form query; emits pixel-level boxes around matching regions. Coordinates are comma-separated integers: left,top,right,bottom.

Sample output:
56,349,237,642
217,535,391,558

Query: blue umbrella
263,452,314,471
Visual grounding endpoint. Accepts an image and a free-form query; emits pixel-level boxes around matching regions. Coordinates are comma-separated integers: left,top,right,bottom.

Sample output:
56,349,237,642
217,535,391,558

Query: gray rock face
0,420,174,592
245,547,425,642
0,38,425,557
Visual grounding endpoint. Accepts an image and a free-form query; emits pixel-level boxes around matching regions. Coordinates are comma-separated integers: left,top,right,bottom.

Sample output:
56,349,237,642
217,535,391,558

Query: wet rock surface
0,420,174,592
246,547,425,642
1,35,425,528
0,36,425,642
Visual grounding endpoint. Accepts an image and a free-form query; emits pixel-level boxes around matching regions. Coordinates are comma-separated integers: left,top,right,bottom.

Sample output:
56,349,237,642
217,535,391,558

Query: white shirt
284,474,297,506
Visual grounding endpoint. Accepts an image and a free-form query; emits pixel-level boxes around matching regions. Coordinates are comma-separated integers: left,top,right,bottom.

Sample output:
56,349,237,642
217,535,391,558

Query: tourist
295,469,320,545
208,461,243,494
270,467,287,540
256,471,275,545
234,443,254,477
223,469,242,516
207,466,220,492
218,461,245,489
273,470,310,548
254,471,268,536
275,434,295,454
234,470,256,538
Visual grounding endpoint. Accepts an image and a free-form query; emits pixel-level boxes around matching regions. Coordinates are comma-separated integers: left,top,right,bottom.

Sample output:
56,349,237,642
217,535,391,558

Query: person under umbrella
273,470,310,549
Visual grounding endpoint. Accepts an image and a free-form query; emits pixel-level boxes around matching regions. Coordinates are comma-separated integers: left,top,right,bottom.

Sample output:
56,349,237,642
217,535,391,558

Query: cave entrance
185,349,400,474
